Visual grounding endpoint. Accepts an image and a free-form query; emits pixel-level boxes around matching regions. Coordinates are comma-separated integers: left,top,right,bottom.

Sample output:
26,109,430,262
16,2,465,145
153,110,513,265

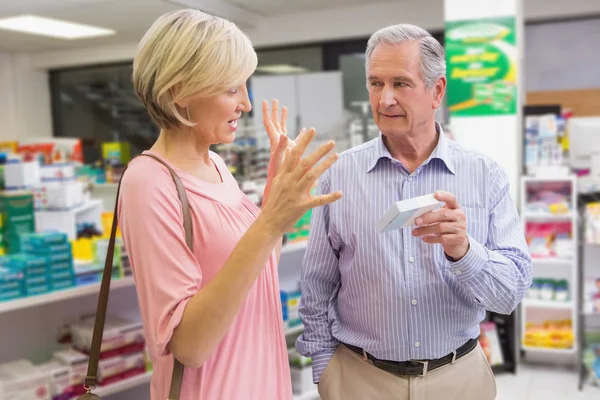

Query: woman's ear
171,85,188,109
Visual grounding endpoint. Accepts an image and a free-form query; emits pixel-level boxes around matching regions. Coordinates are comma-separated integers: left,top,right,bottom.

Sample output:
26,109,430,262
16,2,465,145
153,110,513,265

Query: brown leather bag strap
83,153,192,400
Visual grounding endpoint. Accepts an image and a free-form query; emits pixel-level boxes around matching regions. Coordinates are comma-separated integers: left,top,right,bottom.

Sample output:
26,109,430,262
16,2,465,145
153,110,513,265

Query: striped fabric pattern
295,124,532,383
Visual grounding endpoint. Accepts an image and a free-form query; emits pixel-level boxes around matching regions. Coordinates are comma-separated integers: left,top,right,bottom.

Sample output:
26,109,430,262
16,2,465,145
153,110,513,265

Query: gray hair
365,24,446,89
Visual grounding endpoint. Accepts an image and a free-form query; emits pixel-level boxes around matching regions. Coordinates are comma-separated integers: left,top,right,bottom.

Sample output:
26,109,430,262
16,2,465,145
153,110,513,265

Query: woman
118,9,342,400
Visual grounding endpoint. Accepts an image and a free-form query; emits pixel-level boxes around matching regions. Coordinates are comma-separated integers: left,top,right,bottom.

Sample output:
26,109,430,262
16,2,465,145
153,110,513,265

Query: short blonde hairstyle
133,9,257,129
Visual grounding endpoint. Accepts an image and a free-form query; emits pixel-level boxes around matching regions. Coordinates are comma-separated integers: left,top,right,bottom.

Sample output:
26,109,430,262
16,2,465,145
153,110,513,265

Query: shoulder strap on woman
82,153,191,400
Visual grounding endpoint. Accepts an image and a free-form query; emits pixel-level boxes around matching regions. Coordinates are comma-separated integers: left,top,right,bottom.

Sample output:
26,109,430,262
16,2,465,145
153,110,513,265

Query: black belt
344,338,478,377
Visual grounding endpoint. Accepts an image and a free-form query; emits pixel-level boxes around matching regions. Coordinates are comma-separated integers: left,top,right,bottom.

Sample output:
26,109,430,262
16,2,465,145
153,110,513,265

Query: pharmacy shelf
285,324,305,336
293,388,319,400
35,199,103,216
520,175,579,359
522,212,575,221
0,276,135,315
77,371,152,398
523,299,573,310
93,182,119,189
521,346,577,355
532,257,573,265
282,241,308,254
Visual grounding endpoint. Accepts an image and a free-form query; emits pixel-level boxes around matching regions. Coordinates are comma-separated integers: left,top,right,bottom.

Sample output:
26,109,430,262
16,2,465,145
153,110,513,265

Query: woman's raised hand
259,127,342,236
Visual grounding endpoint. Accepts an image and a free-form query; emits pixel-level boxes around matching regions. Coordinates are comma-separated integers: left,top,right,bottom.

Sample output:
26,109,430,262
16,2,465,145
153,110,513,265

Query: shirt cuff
311,349,336,384
448,235,489,282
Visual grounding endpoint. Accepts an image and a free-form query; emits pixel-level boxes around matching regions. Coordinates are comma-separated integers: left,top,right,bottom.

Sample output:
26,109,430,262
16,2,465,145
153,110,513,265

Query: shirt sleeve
118,161,202,358
296,171,341,383
448,162,532,314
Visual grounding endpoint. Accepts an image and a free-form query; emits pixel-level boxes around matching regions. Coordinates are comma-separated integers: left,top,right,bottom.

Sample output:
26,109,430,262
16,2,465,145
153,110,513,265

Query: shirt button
412,299,418,305
415,341,421,348
409,257,415,263
407,176,413,182
455,269,462,275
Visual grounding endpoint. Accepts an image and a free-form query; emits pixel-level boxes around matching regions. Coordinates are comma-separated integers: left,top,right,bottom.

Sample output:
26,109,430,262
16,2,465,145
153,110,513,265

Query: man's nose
380,86,397,107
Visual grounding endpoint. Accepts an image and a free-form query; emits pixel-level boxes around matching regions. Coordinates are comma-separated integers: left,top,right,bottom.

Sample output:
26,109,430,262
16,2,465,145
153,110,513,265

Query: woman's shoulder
119,154,179,199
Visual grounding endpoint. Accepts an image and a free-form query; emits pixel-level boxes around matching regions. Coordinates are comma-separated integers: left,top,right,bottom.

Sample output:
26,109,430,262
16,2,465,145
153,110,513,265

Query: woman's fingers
262,100,278,147
272,134,288,173
306,191,343,208
281,106,288,135
271,99,282,133
298,151,338,191
283,128,315,173
291,140,335,181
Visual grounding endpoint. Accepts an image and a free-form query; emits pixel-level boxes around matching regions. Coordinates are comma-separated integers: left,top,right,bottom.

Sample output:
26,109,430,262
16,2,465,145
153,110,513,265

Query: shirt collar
367,121,456,175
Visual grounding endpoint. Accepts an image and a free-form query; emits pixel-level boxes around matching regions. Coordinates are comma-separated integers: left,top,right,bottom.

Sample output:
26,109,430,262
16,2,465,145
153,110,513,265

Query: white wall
525,17,600,92
27,0,600,70
2,0,600,144
0,53,52,141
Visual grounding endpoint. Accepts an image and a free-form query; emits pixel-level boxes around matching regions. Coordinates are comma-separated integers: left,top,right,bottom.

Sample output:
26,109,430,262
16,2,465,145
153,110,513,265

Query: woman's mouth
228,119,238,130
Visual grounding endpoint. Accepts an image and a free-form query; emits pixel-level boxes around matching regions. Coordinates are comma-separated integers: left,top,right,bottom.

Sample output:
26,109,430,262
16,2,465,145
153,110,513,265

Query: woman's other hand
259,128,342,236
262,99,300,207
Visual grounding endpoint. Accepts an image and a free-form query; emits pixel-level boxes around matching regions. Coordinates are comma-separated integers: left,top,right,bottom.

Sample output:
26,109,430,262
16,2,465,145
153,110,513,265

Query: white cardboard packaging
3,161,41,189
53,348,89,388
0,365,51,400
377,194,440,233
37,361,72,399
69,316,145,354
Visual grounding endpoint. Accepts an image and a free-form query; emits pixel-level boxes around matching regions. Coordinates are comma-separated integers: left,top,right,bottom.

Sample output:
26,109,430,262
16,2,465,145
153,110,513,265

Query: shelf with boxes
520,176,579,355
0,229,133,310
0,314,152,400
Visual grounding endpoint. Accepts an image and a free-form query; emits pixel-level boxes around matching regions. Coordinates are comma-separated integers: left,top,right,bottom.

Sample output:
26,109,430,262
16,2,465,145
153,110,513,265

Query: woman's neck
150,128,221,183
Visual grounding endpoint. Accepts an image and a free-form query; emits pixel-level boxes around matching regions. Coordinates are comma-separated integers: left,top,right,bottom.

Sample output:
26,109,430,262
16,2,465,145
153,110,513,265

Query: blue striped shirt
295,123,532,383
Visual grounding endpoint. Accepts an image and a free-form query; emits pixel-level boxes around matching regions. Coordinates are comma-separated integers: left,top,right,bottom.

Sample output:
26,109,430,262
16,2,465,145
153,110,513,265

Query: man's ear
433,76,447,110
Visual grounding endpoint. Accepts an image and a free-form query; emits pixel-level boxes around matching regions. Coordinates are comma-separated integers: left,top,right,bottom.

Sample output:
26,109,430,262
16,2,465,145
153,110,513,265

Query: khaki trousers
318,343,497,400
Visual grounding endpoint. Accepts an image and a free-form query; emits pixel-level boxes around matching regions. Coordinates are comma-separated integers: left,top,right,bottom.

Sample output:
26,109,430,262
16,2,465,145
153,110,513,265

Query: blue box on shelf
281,290,302,328
20,231,68,248
0,253,48,278
0,267,24,302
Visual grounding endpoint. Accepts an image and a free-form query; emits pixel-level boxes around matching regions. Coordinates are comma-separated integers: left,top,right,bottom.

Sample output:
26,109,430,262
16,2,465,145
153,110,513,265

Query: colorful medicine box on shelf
0,254,51,296
0,267,24,302
281,290,302,329
20,232,75,291
0,190,35,254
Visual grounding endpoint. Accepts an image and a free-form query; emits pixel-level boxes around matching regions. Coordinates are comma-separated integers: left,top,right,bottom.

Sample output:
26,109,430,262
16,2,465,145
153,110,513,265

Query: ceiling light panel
0,15,115,39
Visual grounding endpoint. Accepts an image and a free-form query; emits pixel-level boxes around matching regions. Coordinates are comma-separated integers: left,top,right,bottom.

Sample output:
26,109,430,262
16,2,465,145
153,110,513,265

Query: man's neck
383,122,439,174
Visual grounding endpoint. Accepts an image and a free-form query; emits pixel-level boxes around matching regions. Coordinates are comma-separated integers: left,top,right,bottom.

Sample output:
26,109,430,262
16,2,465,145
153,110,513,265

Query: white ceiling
0,0,397,52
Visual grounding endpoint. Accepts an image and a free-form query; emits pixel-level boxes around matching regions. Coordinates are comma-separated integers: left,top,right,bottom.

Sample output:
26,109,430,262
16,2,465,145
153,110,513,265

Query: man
296,24,532,400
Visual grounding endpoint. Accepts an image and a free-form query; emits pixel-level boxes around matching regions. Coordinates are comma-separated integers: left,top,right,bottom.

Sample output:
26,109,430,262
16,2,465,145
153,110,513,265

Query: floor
495,364,599,400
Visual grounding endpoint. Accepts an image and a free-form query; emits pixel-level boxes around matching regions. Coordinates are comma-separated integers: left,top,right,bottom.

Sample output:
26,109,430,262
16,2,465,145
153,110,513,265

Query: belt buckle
413,360,429,377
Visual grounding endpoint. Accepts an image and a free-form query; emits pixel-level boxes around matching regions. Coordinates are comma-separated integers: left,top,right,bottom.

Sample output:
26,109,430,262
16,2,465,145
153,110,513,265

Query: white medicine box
3,161,41,189
377,193,440,233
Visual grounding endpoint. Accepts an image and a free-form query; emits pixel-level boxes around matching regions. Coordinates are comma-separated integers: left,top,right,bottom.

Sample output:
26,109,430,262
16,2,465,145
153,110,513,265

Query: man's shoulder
447,139,503,175
331,138,378,170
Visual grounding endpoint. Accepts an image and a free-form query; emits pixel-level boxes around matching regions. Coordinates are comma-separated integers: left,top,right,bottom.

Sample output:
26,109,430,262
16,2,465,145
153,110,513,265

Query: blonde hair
133,9,257,129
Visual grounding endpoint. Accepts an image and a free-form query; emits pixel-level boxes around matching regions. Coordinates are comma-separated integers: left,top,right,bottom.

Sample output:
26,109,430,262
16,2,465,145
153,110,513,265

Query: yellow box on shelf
102,142,131,165
71,238,94,261
101,212,120,238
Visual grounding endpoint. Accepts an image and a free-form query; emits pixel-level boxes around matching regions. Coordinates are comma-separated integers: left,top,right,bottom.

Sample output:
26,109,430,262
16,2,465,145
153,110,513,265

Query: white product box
32,180,84,210
40,163,76,182
0,359,34,374
4,161,41,189
70,317,145,354
290,366,315,395
53,348,89,388
98,352,145,383
0,367,51,400
377,194,440,233
37,361,72,399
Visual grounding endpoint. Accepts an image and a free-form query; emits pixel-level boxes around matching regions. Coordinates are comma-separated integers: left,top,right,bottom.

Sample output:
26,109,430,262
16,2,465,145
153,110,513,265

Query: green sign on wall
445,16,517,117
